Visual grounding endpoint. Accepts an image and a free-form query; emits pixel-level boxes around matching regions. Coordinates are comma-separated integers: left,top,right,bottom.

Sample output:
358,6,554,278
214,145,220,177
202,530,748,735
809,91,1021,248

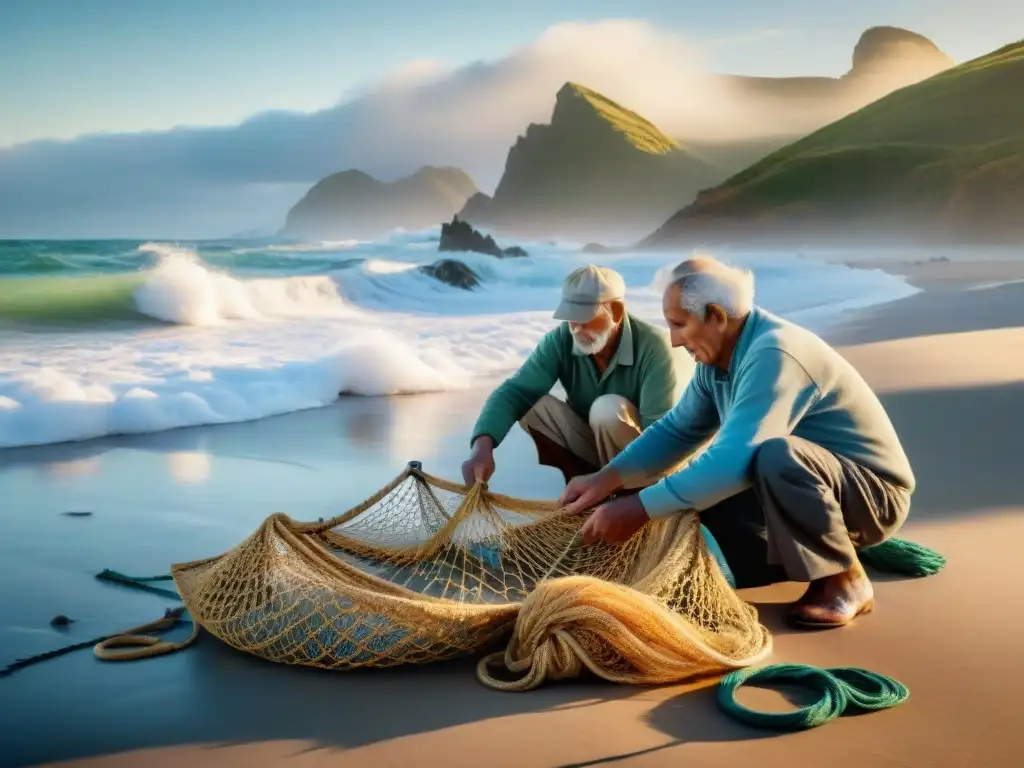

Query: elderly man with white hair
463,265,679,487
560,255,916,629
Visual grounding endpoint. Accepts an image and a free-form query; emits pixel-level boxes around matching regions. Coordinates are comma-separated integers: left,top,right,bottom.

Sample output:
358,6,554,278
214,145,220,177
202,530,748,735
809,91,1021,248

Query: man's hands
464,446,651,544
558,467,623,515
579,493,650,545
461,436,496,485
557,467,649,544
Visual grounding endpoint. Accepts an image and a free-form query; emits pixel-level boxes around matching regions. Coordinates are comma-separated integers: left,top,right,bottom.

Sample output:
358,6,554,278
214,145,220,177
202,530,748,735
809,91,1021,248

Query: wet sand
1,258,1023,767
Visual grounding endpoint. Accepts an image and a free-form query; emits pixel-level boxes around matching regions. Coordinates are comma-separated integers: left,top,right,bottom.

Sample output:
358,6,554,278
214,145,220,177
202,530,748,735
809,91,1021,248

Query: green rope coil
859,538,946,577
717,663,909,730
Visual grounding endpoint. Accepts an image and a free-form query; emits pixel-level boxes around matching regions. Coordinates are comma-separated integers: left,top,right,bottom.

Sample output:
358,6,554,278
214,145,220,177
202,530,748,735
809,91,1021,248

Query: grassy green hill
563,82,682,155
641,40,1024,246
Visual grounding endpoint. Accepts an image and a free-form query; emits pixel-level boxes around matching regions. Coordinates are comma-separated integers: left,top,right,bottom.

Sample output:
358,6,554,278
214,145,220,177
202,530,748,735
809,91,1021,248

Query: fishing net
170,463,772,690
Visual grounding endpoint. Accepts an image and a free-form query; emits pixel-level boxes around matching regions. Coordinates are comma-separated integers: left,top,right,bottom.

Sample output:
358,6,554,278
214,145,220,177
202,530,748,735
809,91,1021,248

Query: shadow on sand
877,380,1024,518
828,278,1024,345
0,632,778,766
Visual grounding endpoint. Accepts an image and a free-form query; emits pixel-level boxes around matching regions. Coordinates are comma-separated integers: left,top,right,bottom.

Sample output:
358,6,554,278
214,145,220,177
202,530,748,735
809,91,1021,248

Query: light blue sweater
609,306,915,519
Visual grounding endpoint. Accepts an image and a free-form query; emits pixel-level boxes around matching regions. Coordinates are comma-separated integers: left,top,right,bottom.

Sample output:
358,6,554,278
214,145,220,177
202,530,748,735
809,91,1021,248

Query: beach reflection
42,455,103,478
166,450,212,484
337,390,486,466
0,388,498,491
342,405,389,450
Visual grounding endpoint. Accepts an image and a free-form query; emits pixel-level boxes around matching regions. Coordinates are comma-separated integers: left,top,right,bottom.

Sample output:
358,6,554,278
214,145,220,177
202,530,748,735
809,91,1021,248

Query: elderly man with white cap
462,265,679,487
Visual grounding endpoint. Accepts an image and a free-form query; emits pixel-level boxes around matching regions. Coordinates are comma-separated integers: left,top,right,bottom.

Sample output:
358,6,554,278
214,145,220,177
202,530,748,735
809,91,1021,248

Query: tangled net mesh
171,465,772,690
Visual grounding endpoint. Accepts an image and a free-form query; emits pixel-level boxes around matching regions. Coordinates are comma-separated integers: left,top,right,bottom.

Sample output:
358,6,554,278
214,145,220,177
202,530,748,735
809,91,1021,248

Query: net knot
477,627,583,692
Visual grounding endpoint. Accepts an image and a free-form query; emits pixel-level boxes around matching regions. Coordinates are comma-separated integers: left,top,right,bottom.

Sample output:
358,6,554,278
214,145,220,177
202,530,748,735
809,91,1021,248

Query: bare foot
787,561,875,629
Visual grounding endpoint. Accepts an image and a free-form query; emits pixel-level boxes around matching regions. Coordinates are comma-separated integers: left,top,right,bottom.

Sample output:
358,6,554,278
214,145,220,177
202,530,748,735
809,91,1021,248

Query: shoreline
1,258,1023,766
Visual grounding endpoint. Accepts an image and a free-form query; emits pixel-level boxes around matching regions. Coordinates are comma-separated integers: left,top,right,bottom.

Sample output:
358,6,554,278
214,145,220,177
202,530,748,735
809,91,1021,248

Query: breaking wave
0,232,922,448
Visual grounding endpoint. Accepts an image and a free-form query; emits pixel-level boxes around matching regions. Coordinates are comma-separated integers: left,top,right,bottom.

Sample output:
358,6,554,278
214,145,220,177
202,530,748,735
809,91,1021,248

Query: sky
0,0,1020,238
1,0,1018,147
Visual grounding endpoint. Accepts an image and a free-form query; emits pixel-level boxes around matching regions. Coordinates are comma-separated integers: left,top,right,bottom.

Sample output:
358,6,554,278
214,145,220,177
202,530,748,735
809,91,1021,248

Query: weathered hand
578,493,650,545
461,439,495,485
559,468,622,515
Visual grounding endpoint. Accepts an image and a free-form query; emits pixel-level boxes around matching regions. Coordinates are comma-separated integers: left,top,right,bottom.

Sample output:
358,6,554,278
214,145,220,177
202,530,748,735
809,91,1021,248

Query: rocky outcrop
439,216,528,258
419,259,480,289
847,26,954,82
668,27,956,180
282,166,479,240
458,82,718,242
458,192,492,221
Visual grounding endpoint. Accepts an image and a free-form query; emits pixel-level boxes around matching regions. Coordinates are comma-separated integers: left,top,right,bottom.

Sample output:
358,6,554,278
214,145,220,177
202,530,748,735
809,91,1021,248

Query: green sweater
610,306,916,518
471,313,679,447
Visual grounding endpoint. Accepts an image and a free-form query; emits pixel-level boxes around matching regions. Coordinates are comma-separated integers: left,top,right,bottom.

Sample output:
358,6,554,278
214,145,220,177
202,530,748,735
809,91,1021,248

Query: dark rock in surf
438,216,527,258
419,259,480,289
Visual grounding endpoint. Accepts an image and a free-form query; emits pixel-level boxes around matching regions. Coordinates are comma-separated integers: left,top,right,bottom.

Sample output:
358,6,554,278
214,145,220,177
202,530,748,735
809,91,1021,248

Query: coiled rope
717,664,910,730
474,591,910,731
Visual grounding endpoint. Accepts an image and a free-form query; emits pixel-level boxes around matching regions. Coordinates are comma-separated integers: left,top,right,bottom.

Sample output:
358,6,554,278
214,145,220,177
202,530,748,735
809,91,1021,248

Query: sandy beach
1,257,1023,768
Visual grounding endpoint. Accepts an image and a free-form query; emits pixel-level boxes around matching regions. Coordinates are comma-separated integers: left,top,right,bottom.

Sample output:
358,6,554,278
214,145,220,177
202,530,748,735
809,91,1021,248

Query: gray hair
665,257,755,319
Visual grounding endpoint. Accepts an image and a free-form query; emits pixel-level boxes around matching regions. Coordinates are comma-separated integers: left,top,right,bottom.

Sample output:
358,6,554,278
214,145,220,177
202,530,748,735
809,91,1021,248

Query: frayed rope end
859,537,946,577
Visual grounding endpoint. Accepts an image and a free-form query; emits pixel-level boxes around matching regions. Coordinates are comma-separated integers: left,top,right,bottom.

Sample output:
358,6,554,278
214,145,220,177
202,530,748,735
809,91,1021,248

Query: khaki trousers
518,394,654,486
519,394,642,467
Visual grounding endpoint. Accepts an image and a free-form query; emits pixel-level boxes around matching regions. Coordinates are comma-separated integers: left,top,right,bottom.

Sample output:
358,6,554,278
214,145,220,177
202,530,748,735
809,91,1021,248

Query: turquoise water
0,238,334,275
0,238,368,324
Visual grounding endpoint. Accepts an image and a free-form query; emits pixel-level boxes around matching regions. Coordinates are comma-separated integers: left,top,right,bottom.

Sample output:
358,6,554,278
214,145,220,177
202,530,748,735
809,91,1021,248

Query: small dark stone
50,614,74,627
419,259,480,289
61,511,93,518
502,245,528,258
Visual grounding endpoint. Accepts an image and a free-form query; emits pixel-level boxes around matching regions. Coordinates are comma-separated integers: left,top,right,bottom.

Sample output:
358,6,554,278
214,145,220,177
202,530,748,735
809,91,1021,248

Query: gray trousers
701,435,912,587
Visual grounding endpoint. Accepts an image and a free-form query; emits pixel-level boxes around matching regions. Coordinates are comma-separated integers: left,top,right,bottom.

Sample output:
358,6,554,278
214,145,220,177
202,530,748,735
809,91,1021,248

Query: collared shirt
471,313,679,447
610,305,916,518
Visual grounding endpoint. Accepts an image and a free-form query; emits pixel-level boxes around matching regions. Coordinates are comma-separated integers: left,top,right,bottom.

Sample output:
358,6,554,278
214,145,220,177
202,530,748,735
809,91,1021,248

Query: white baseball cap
553,266,626,322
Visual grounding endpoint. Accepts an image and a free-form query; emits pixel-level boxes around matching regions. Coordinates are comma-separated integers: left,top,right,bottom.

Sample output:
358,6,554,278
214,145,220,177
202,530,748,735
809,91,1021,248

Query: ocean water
0,231,920,449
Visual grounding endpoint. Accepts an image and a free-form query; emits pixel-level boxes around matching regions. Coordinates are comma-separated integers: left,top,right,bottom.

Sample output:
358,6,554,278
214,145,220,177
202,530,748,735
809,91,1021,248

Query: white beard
572,324,614,356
